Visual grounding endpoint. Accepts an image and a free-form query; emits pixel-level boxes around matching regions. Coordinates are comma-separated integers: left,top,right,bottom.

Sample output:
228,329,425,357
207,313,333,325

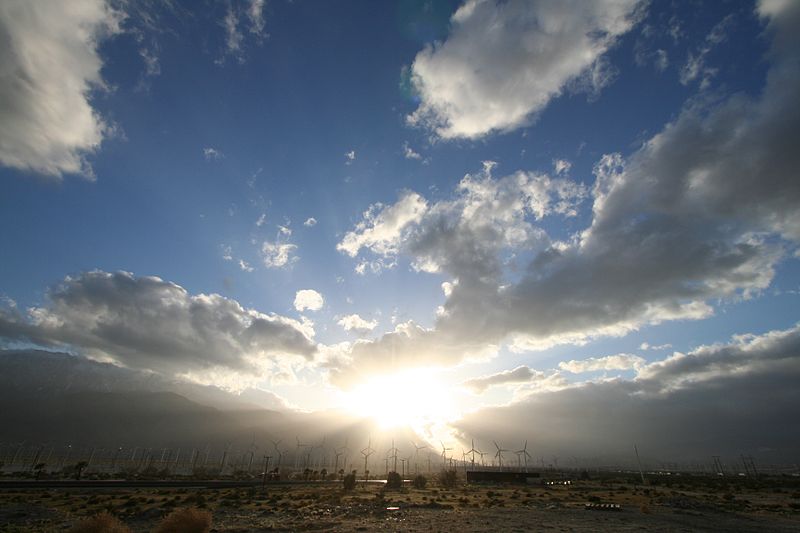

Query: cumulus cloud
407,0,643,139
345,150,356,164
262,241,297,268
331,0,800,384
337,314,378,334
462,365,545,393
558,353,644,373
238,259,254,272
294,289,324,312
0,0,122,178
0,271,317,379
455,324,800,462
337,192,429,259
303,217,317,227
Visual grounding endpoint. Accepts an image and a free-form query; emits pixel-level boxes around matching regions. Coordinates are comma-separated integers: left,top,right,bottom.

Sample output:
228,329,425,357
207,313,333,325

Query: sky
1,0,799,461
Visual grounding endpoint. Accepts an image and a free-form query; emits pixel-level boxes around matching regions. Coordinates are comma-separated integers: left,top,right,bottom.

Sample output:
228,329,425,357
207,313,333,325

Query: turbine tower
412,442,427,474
493,441,509,469
361,437,375,480
440,441,453,469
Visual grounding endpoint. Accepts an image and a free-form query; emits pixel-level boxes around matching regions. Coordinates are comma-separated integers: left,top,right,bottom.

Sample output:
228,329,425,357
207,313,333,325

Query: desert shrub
154,507,212,533
342,471,357,491
412,475,427,489
68,512,131,533
386,471,402,489
438,469,458,488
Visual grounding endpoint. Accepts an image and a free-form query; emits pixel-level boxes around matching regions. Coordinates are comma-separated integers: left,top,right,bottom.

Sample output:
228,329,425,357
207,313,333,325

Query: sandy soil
2,474,799,532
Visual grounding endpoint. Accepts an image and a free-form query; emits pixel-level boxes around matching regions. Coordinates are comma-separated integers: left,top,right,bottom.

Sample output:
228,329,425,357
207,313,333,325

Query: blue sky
1,0,799,448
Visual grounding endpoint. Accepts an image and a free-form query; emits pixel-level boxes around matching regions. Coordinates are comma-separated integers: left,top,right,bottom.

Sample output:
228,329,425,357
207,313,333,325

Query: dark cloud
454,324,800,463
0,271,316,379
462,365,545,393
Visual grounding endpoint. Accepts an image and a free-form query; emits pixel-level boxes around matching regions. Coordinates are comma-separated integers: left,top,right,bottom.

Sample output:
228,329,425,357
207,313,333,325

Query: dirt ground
2,474,800,532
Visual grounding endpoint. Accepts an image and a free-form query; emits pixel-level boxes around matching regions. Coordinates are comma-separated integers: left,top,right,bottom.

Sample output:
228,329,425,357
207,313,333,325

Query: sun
341,369,457,430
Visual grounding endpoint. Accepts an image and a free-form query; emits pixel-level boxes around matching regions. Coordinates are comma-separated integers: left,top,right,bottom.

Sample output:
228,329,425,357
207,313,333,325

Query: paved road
0,479,388,489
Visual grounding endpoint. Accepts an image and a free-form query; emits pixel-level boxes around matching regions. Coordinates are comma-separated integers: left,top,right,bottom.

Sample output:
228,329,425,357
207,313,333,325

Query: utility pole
634,445,645,484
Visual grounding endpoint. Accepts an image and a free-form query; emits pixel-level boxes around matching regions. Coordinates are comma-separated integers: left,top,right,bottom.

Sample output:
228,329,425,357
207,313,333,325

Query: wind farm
2,0,800,530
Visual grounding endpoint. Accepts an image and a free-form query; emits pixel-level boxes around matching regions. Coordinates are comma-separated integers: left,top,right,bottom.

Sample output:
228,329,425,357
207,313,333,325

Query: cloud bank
0,271,317,380
455,323,800,462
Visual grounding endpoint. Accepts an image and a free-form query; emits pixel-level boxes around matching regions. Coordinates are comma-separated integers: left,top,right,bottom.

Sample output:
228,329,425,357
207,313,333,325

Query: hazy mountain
0,350,424,455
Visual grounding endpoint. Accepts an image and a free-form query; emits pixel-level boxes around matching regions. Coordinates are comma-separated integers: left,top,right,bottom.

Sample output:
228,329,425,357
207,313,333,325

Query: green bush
342,471,357,491
386,471,402,489
412,475,427,489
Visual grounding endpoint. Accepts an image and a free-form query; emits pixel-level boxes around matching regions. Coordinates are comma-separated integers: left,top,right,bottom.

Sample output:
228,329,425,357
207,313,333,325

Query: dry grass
153,506,212,533
68,512,131,533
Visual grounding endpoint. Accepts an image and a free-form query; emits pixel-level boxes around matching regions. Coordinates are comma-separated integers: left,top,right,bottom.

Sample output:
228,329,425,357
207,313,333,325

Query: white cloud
553,159,572,175
203,147,224,160
238,259,254,272
278,225,292,236
303,217,317,227
223,5,243,57
337,314,378,334
256,213,267,227
337,191,429,258
0,271,316,379
640,342,672,351
218,0,268,63
261,241,297,268
679,14,734,89
294,289,324,312
655,49,668,71
407,0,642,139
221,245,233,261
462,365,546,393
345,150,356,164
247,0,266,38
558,353,645,373
403,142,423,160
0,0,122,178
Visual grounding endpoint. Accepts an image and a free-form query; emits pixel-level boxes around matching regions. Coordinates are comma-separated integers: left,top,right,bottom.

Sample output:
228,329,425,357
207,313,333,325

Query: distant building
466,470,540,484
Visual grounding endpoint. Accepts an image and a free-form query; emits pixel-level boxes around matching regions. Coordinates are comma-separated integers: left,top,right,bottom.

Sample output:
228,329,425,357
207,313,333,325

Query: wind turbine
334,438,348,476
440,441,452,469
493,441,509,469
270,439,283,469
387,439,399,472
295,437,308,470
515,440,532,471
467,439,479,469
361,437,375,480
412,442,427,474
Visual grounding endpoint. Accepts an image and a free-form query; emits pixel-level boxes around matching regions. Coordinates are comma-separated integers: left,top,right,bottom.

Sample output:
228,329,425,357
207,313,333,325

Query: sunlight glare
342,369,456,430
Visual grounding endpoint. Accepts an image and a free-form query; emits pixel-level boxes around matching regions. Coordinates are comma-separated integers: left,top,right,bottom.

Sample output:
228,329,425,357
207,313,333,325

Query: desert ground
1,472,800,532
